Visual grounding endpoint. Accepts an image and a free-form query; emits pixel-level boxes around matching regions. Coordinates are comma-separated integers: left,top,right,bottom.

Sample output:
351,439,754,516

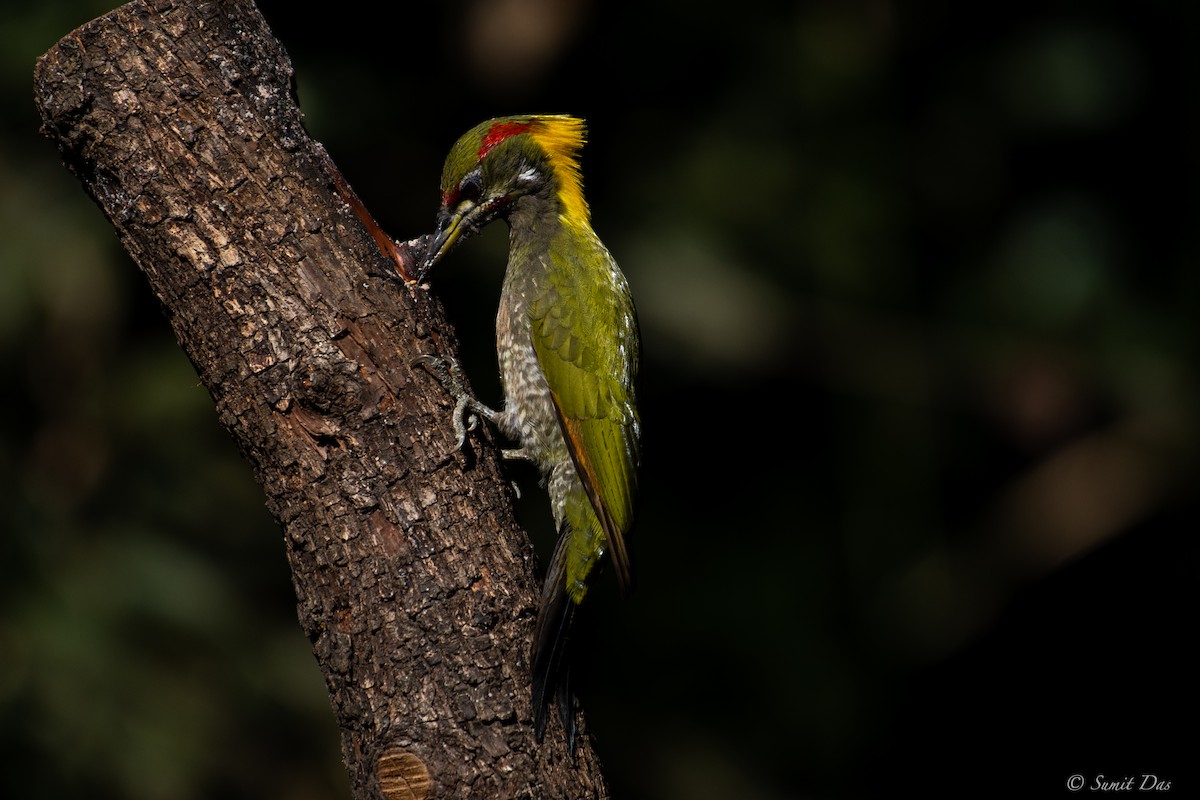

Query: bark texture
33,0,609,796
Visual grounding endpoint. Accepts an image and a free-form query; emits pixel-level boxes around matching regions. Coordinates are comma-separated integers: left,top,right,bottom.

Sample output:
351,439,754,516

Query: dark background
2,1,1195,798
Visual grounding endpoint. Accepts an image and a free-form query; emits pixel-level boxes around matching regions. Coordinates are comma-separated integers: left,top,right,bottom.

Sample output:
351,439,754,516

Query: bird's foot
500,447,536,463
413,354,498,451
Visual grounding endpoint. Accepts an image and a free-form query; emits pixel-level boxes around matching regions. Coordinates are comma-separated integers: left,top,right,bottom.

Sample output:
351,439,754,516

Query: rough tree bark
33,0,610,797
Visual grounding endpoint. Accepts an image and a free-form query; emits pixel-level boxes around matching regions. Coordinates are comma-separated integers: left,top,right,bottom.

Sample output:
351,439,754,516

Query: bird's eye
457,172,483,203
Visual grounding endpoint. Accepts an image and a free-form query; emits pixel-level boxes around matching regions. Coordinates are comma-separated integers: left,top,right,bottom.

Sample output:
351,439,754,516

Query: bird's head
419,114,589,279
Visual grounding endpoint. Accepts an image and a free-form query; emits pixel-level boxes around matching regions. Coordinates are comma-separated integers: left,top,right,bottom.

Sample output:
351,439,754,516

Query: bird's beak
419,203,474,281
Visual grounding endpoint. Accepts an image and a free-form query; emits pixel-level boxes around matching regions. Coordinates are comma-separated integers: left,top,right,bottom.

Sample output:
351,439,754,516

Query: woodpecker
418,115,640,748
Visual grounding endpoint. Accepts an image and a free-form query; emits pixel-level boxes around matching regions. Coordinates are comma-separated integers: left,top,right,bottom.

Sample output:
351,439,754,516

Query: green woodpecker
418,115,640,747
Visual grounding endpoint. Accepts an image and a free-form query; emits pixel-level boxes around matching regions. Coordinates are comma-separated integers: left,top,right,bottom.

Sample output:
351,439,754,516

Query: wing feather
530,227,640,591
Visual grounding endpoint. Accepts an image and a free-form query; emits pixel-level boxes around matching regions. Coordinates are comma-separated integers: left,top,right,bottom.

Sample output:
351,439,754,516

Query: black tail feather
531,528,578,749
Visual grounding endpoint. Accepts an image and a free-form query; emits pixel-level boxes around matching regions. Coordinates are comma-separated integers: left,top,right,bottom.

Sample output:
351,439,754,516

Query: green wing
530,227,640,591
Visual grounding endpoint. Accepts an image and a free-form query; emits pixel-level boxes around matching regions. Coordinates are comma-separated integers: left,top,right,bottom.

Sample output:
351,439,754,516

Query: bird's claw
451,393,481,451
413,353,494,452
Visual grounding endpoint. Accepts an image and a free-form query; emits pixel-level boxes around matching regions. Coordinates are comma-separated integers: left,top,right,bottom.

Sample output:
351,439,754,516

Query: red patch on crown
479,120,534,160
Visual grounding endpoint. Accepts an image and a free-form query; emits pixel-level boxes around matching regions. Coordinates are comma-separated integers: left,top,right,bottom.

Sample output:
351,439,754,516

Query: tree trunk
32,0,609,796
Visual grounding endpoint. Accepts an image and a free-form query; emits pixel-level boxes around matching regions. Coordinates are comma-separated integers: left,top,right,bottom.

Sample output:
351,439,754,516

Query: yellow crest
528,116,590,225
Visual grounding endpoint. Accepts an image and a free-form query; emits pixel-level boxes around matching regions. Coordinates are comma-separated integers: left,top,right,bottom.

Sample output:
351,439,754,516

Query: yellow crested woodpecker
418,115,640,748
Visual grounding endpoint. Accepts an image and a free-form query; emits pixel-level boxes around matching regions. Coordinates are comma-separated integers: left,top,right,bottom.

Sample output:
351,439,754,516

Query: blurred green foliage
3,1,1195,799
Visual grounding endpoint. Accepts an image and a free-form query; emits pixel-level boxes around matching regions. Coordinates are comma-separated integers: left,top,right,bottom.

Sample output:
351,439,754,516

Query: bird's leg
412,354,497,451
413,354,540,465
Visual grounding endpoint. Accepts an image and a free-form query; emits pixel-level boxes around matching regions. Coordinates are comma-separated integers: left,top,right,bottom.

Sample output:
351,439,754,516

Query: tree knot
375,746,431,800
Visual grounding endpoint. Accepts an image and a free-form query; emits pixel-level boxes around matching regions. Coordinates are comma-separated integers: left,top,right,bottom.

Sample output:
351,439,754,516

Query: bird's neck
506,181,591,252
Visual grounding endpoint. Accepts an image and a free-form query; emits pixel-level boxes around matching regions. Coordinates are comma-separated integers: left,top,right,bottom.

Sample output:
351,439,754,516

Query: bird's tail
531,522,578,750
